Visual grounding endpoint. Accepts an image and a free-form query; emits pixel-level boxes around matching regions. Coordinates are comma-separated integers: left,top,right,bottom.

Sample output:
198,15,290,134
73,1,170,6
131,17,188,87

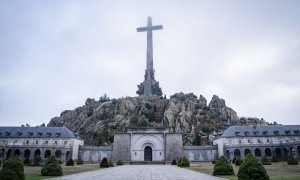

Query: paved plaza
49,165,224,180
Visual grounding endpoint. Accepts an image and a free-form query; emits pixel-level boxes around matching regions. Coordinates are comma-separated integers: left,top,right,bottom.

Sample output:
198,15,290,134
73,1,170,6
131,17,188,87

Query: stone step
130,161,165,165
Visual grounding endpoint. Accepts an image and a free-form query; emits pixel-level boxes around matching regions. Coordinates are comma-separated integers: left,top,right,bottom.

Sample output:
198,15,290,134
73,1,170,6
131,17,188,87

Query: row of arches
225,146,300,160
0,148,70,161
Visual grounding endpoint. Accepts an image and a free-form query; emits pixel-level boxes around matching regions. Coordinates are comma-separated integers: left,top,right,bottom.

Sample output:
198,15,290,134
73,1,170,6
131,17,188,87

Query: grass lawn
188,162,300,180
24,164,100,180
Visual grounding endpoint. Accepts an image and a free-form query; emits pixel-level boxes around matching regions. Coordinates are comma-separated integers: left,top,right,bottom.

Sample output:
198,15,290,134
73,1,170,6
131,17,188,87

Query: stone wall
79,146,112,163
165,133,183,161
183,145,217,161
112,133,131,161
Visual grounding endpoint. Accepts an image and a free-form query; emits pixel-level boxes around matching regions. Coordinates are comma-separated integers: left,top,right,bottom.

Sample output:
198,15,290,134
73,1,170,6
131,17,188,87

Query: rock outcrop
47,93,267,145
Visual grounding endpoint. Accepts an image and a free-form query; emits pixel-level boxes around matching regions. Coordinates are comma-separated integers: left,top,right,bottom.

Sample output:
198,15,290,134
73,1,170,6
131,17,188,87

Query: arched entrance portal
144,146,152,161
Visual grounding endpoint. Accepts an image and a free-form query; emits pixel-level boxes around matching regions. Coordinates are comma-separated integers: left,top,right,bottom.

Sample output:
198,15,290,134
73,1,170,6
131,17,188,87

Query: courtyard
18,162,300,180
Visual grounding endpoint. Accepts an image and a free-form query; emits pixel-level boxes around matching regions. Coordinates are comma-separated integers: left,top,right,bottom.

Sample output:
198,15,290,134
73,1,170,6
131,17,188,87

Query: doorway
144,146,152,161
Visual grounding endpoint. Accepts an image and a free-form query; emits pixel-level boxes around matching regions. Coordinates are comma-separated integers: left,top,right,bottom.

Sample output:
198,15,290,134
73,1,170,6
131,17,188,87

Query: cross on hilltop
136,17,163,97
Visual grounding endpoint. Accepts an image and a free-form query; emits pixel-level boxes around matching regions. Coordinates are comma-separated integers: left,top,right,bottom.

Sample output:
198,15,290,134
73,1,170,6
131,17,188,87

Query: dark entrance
144,146,152,161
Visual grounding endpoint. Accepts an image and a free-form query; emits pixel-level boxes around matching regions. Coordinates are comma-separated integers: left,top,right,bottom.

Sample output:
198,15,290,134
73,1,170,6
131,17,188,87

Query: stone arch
24,149,31,159
234,149,241,157
55,150,62,159
289,147,295,156
275,148,282,159
283,147,288,160
44,149,51,159
225,150,230,159
6,149,12,160
265,148,272,156
244,149,251,156
34,149,41,157
14,149,21,156
0,148,5,158
255,148,262,157
65,151,70,161
144,146,152,161
134,135,164,150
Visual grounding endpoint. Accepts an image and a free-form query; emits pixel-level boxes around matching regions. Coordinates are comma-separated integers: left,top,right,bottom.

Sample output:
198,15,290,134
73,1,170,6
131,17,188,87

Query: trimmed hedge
76,159,84,165
0,155,25,180
41,156,63,176
261,156,272,165
108,160,114,167
213,155,234,176
116,160,123,165
66,159,74,166
171,159,177,165
178,156,190,167
238,153,269,180
34,154,41,166
235,156,243,166
287,156,298,165
271,154,278,163
100,157,109,168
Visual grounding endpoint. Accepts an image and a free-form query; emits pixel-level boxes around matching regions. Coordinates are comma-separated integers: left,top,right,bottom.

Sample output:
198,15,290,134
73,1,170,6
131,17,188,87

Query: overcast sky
0,0,299,126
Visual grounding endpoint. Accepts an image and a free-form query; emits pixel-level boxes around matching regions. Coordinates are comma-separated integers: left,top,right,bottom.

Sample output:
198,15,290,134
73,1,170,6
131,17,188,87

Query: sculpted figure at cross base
136,16,163,97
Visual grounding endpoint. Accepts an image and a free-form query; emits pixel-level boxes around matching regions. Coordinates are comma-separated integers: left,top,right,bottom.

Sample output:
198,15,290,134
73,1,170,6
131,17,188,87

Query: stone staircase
130,161,165,165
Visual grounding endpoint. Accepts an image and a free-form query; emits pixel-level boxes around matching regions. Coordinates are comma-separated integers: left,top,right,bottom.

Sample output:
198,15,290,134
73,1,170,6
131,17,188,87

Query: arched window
255,148,261,157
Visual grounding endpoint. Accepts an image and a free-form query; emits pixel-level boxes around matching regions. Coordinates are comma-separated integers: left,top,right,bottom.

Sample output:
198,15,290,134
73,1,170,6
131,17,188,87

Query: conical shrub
238,153,269,180
213,155,234,176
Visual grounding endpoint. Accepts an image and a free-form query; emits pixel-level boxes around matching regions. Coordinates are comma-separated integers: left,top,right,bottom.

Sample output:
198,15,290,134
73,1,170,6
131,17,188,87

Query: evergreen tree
213,155,234,175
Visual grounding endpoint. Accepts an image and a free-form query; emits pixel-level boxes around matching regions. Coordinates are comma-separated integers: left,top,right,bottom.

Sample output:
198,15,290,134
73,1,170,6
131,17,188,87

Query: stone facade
165,133,183,161
0,127,84,162
79,146,112,163
213,125,300,161
183,146,217,161
112,133,131,161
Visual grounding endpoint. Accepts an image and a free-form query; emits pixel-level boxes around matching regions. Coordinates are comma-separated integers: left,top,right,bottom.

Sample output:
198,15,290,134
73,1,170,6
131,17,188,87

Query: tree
100,157,109,168
213,155,234,176
40,123,46,127
0,155,25,180
192,132,202,145
287,156,298,165
116,160,123,165
41,156,63,176
34,154,41,166
271,154,278,162
99,93,110,102
238,153,269,180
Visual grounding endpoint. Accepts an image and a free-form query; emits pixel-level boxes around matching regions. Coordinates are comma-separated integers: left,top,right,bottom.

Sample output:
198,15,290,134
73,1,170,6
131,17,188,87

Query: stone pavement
49,165,224,180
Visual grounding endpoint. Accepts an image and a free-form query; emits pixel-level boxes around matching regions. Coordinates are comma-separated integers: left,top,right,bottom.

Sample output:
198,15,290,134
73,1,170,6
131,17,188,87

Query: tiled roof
0,127,78,138
220,125,300,138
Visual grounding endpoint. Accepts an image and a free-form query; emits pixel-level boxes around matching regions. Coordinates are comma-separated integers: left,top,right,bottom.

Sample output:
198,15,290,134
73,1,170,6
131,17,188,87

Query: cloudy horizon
0,0,299,126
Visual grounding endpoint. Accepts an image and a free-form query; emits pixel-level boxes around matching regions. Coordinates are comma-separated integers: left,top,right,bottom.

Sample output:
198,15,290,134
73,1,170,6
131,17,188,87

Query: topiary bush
171,159,177,165
261,156,272,165
235,156,243,166
116,160,123,165
238,153,269,180
178,156,190,167
34,154,41,166
287,156,299,165
66,159,74,166
271,154,278,163
213,155,234,176
23,158,32,165
41,155,63,176
58,160,62,164
76,159,83,165
0,155,25,180
100,157,109,168
108,160,114,167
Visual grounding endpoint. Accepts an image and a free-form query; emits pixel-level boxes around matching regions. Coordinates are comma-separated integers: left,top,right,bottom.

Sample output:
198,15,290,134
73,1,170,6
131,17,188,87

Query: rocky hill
47,93,267,145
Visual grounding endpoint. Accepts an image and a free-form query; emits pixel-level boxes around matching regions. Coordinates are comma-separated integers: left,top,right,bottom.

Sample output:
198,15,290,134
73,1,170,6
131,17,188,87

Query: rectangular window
257,139,261,143
26,140,29,144
286,140,289,143
267,139,270,143
45,141,48,145
238,139,242,144
64,141,67,144
54,141,57,144
248,139,251,143
36,141,38,145
228,140,232,145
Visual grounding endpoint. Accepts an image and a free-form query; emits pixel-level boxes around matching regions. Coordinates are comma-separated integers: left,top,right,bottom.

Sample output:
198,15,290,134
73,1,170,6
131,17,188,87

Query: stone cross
137,17,163,81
